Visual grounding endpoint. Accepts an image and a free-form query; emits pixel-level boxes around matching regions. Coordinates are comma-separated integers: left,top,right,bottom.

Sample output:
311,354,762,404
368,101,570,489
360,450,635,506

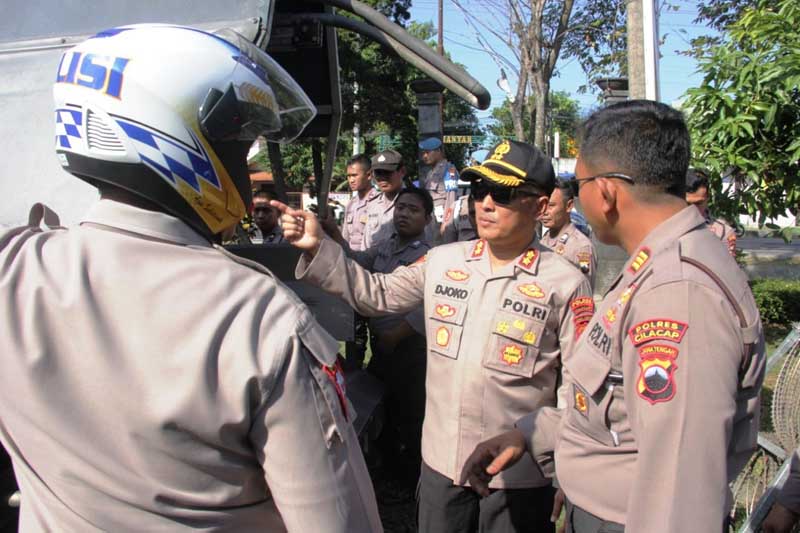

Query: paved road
738,235,800,257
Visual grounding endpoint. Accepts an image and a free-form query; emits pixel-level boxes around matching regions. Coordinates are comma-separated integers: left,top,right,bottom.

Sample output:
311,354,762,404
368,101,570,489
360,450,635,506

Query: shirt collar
623,205,706,280
81,199,212,247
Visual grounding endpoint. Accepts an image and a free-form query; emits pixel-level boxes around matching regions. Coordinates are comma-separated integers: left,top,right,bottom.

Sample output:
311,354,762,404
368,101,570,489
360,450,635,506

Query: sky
409,0,716,123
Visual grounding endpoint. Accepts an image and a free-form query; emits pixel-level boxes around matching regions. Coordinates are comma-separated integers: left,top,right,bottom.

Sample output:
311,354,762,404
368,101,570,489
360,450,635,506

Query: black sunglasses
575,172,636,189
470,180,536,206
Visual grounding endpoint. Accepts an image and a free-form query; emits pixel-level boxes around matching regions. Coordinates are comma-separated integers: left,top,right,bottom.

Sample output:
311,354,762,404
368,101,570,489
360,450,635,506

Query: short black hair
578,100,690,198
397,186,434,216
686,168,709,192
253,189,274,200
347,154,371,171
555,178,577,201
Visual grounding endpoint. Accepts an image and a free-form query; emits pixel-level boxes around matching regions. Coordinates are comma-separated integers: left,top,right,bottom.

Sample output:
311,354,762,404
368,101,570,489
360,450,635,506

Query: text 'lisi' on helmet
53,24,316,238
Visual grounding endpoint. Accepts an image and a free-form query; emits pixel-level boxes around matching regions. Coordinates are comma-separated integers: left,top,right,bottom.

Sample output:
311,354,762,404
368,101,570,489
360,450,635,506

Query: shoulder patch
628,319,688,346
570,296,595,315
628,247,651,274
577,251,592,273
471,239,486,258
637,344,679,404
518,248,538,270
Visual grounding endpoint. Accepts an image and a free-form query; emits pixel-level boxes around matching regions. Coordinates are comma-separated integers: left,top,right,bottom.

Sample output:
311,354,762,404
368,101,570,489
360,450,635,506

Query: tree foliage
683,0,800,226
488,91,580,156
683,0,757,58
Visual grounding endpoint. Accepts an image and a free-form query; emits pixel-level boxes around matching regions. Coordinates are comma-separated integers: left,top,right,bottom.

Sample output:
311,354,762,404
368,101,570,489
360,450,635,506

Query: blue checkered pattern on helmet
55,108,83,149
116,118,221,193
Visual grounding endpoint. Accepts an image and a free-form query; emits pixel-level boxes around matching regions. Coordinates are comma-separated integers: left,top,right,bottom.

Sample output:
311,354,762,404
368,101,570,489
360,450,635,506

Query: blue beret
419,137,443,151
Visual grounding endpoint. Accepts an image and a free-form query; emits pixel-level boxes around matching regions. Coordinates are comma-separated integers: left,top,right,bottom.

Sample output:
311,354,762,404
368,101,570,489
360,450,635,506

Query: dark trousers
369,332,427,487
565,499,624,533
418,462,555,533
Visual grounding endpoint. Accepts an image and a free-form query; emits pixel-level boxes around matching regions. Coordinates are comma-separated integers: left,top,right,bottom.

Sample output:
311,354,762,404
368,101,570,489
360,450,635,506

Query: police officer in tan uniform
441,193,478,244
341,154,379,251
763,448,800,532
461,101,765,533
274,139,594,533
419,137,459,229
0,26,381,533
364,149,406,249
686,168,737,257
541,178,597,289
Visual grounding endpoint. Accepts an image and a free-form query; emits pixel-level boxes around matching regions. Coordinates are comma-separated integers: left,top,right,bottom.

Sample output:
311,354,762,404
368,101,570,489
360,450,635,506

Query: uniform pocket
568,381,619,447
298,321,351,447
481,311,544,378
427,300,466,360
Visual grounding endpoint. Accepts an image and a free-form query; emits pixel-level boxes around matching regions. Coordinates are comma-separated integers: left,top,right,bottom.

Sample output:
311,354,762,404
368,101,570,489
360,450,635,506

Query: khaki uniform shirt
518,206,764,531
706,213,737,257
777,449,800,514
363,191,398,249
297,237,593,488
422,159,458,223
0,200,381,533
349,234,431,335
341,189,379,252
441,195,477,244
541,222,596,289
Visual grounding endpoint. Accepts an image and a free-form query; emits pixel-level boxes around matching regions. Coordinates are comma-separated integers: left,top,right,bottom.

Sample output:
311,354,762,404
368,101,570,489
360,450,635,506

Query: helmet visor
213,28,316,144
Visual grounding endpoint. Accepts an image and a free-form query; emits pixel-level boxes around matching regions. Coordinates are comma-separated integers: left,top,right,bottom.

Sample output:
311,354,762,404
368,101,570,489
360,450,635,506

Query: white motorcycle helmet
53,24,316,238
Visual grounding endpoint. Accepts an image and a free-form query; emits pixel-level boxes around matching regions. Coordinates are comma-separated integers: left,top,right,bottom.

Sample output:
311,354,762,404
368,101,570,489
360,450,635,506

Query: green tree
488,91,580,156
683,0,800,229
452,0,627,147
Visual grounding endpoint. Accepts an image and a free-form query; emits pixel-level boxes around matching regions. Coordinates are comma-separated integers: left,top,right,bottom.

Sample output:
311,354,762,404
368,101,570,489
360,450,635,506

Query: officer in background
686,168,737,257
274,139,594,533
540,177,597,289
341,153,378,251
0,25,381,532
460,100,765,533
251,189,285,244
763,448,800,532
364,149,406,249
441,193,477,244
346,187,433,496
419,137,459,230
337,154,377,368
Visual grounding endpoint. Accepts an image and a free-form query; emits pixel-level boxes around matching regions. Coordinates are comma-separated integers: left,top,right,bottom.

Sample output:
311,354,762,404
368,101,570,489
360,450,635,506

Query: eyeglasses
470,180,533,205
575,172,636,189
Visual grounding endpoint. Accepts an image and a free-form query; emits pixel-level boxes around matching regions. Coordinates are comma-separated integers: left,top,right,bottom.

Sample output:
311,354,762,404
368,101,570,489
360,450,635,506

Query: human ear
595,179,618,216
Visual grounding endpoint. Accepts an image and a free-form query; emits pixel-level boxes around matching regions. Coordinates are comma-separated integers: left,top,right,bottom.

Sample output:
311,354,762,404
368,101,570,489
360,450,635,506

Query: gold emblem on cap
489,140,511,161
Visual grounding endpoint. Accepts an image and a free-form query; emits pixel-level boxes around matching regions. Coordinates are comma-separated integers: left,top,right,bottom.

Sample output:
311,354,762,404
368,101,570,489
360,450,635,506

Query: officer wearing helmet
0,25,380,532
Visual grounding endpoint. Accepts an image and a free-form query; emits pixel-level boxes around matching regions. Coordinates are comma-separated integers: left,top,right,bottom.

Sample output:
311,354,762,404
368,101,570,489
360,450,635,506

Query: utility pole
642,0,660,101
628,0,660,101
627,0,645,99
437,0,445,134
438,0,444,55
